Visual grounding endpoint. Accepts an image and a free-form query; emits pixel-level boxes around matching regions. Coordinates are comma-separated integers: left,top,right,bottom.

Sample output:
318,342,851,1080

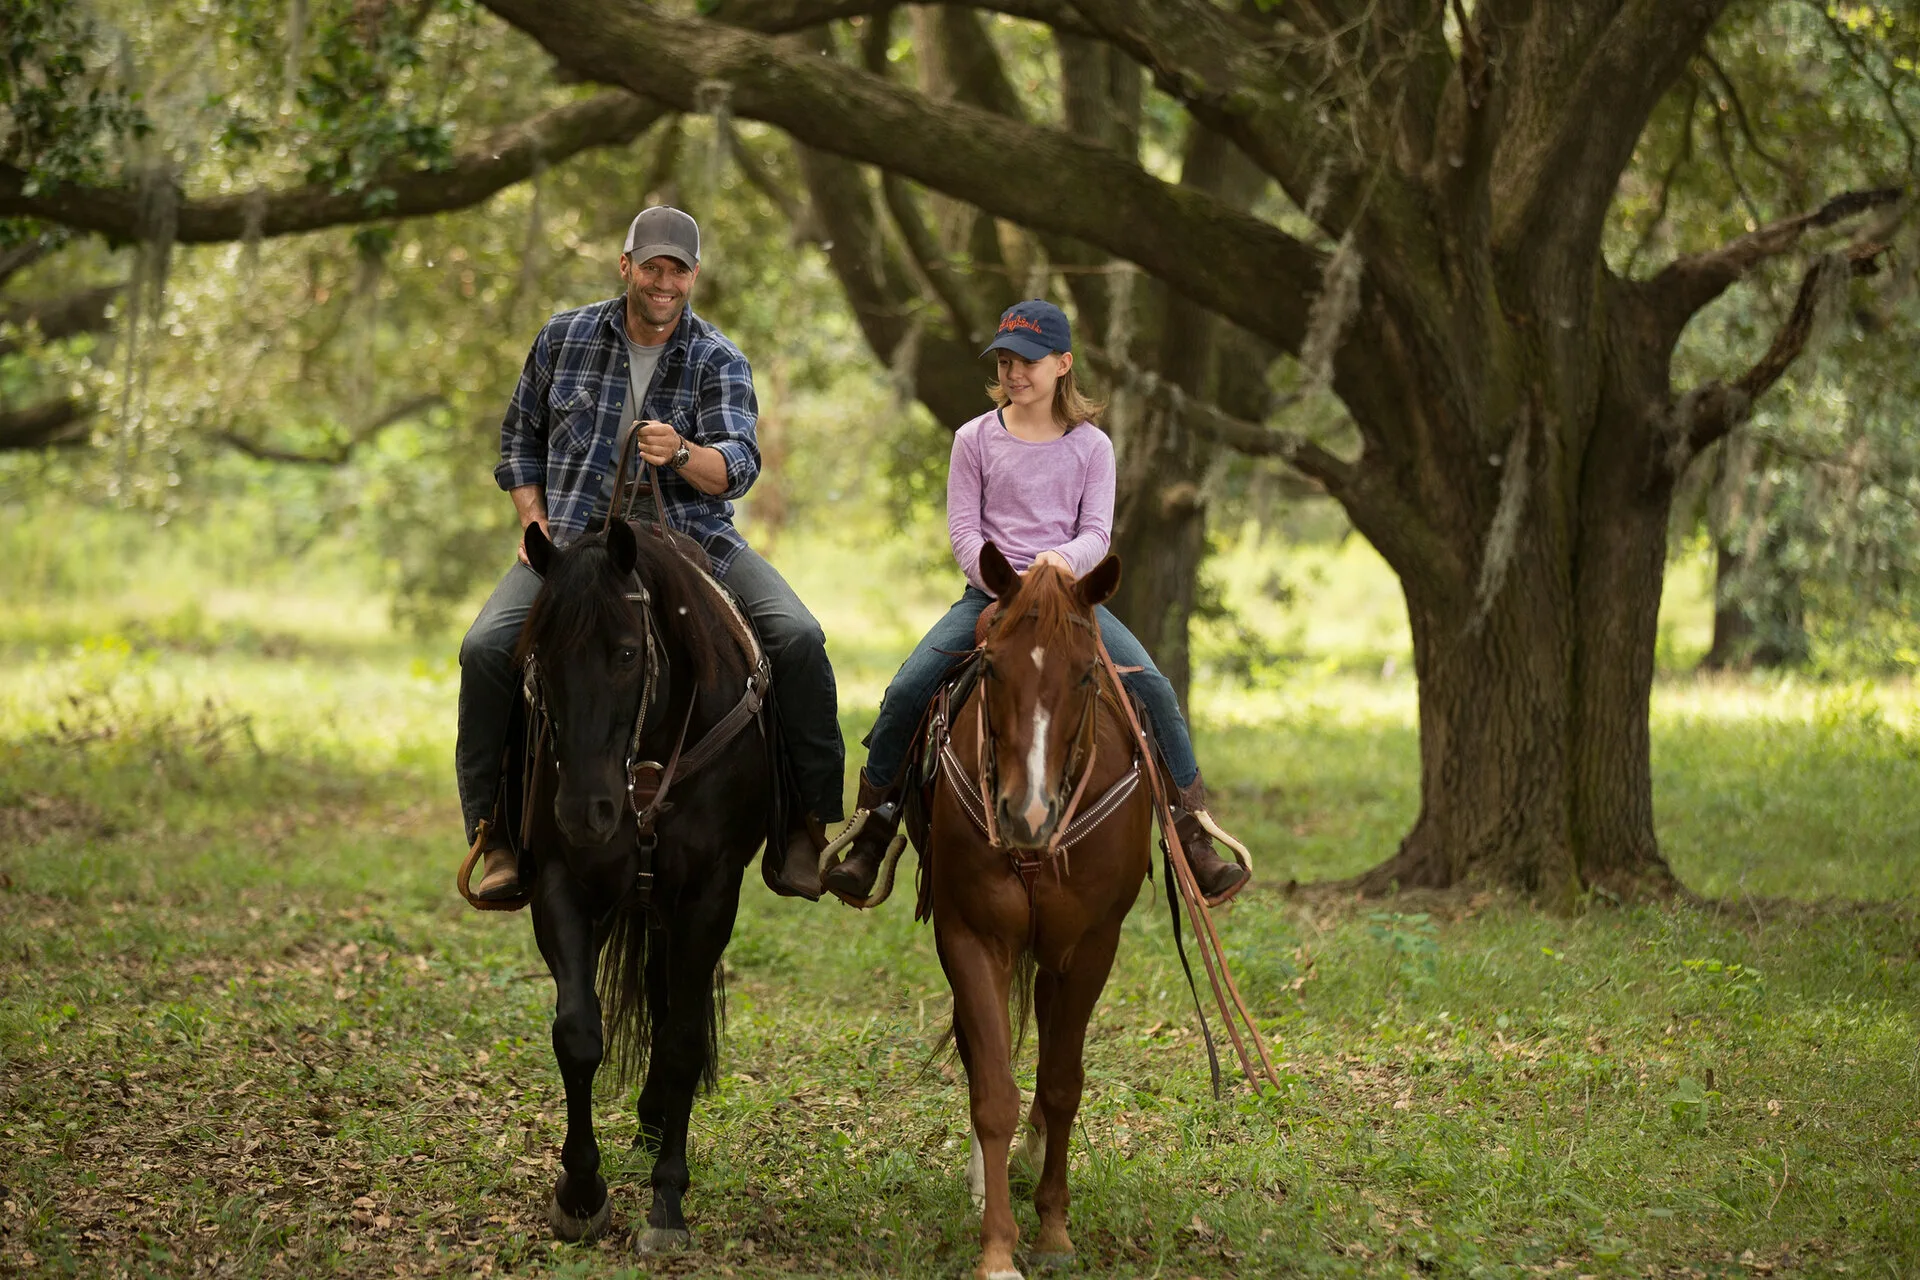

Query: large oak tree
460,0,1904,902
9,1,1910,903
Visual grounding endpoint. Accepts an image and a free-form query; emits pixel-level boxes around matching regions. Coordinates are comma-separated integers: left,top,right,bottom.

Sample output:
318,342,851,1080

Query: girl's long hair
987,354,1104,430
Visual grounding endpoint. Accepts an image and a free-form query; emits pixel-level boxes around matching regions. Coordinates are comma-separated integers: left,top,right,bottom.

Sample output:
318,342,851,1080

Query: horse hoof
546,1190,611,1243
635,1227,693,1254
1028,1251,1076,1272
982,1270,1025,1280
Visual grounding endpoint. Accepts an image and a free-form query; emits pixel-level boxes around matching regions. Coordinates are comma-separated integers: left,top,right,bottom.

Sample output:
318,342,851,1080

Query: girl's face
996,351,1071,410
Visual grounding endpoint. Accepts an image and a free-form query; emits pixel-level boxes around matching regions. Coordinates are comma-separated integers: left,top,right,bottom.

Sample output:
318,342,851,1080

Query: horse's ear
1075,554,1121,609
606,518,638,577
979,541,1019,601
524,522,556,576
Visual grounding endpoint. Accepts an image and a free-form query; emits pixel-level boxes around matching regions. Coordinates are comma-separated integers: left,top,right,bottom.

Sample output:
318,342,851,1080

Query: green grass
2,530,1918,1278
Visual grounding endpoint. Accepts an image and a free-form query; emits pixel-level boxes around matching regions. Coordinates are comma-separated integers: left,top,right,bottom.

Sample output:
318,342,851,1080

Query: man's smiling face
620,253,698,331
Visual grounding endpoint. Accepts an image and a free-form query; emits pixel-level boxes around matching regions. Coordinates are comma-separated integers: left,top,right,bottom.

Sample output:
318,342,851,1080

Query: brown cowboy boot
474,838,523,901
820,771,906,908
1169,774,1252,907
767,813,827,901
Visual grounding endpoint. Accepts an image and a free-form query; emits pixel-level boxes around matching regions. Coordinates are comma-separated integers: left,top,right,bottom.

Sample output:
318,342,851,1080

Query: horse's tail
597,903,728,1093
1011,947,1037,1055
922,942,1039,1078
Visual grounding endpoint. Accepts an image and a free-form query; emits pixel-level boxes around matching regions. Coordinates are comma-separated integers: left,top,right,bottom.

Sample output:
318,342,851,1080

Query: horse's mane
986,562,1092,653
516,525,731,690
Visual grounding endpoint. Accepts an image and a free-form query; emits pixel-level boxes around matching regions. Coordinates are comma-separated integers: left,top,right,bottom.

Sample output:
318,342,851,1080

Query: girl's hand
1032,550,1073,574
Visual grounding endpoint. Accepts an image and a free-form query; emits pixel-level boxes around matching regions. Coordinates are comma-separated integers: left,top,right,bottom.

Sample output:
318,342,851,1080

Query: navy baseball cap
981,299,1071,360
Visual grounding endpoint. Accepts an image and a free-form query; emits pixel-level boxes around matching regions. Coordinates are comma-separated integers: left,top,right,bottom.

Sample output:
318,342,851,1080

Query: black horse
516,517,778,1251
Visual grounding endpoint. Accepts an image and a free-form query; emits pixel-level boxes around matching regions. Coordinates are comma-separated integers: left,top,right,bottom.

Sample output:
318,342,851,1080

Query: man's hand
517,517,552,567
511,483,551,567
634,419,684,466
1032,550,1074,574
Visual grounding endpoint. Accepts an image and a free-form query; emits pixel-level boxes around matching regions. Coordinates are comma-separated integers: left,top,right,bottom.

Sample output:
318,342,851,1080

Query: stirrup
820,809,909,910
457,821,532,913
1192,809,1253,873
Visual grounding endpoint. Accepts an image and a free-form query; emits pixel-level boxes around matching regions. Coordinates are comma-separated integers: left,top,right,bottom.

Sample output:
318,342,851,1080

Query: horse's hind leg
1030,915,1124,1267
631,870,743,1254
531,883,611,1241
939,924,1022,1280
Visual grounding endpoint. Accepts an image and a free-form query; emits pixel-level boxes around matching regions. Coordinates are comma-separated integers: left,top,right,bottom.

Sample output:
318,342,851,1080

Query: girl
823,299,1251,907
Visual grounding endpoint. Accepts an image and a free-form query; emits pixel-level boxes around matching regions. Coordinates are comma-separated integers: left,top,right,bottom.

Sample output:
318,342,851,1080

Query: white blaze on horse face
1023,705,1052,835
1030,646,1045,672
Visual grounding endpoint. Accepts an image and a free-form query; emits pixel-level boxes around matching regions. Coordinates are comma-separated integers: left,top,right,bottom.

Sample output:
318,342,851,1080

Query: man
455,206,841,901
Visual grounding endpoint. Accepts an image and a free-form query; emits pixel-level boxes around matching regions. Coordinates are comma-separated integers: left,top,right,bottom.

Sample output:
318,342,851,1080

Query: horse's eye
617,646,639,665
1080,667,1098,688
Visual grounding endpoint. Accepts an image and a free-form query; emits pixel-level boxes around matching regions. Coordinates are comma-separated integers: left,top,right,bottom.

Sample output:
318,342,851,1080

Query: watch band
669,436,691,469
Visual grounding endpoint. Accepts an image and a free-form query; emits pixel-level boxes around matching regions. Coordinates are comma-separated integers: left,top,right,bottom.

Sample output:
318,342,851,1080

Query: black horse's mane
516,525,732,691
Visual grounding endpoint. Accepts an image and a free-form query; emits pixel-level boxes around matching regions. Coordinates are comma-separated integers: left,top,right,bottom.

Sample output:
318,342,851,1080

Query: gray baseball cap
622,206,700,268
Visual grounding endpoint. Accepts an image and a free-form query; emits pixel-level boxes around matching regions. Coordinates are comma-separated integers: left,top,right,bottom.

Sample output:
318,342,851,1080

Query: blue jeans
862,586,1200,790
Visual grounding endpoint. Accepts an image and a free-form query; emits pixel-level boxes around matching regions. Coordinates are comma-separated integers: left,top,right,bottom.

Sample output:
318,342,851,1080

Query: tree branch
0,283,122,357
212,394,446,465
1644,186,1904,334
0,236,58,289
1684,241,1891,454
1080,341,1355,492
0,93,666,243
793,142,987,426
0,396,90,451
1625,74,1700,277
702,0,1095,37
722,123,818,241
478,0,1327,352
1495,0,1730,278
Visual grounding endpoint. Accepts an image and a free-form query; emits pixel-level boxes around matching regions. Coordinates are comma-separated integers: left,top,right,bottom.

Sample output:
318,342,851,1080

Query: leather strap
1095,636,1281,1096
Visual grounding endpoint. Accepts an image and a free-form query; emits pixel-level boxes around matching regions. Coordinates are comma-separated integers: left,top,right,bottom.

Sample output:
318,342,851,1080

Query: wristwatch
668,436,691,470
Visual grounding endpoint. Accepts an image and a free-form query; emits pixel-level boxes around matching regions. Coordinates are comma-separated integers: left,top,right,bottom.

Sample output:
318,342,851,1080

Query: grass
2,522,1917,1278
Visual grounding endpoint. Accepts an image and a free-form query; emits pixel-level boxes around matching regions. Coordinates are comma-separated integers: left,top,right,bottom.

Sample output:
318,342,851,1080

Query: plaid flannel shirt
494,298,761,573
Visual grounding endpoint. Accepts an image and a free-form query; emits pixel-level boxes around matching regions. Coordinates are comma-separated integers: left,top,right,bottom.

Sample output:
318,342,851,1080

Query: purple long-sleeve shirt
948,410,1117,592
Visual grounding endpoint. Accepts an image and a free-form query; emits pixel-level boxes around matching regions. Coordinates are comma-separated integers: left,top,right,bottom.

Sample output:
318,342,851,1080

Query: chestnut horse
927,544,1153,1280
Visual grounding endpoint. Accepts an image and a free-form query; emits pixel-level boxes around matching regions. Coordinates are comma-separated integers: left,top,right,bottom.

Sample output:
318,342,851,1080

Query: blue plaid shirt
494,298,761,572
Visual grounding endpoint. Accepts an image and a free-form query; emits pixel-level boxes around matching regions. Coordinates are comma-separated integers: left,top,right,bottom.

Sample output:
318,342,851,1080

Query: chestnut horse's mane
985,563,1093,652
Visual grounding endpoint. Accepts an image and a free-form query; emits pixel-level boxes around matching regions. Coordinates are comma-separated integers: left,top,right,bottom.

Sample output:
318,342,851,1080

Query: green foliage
1615,2,1920,670
0,0,147,195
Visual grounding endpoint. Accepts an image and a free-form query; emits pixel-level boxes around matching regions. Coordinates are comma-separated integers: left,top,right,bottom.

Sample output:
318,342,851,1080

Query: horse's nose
585,795,620,842
995,796,1056,849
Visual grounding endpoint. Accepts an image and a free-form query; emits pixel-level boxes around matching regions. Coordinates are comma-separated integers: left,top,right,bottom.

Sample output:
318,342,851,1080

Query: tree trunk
1351,307,1685,902
1703,542,1808,669
1355,505,1584,905
1108,384,1208,711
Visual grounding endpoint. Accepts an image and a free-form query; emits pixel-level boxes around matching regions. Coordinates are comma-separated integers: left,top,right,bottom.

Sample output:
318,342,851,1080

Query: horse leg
1029,915,1123,1268
1019,970,1058,1180
939,924,1023,1280
632,870,743,1254
530,882,611,1242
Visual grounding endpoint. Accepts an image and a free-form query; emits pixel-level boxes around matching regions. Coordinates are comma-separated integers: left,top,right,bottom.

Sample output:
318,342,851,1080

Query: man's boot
821,771,906,908
473,826,524,901
1169,774,1252,907
767,813,827,901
